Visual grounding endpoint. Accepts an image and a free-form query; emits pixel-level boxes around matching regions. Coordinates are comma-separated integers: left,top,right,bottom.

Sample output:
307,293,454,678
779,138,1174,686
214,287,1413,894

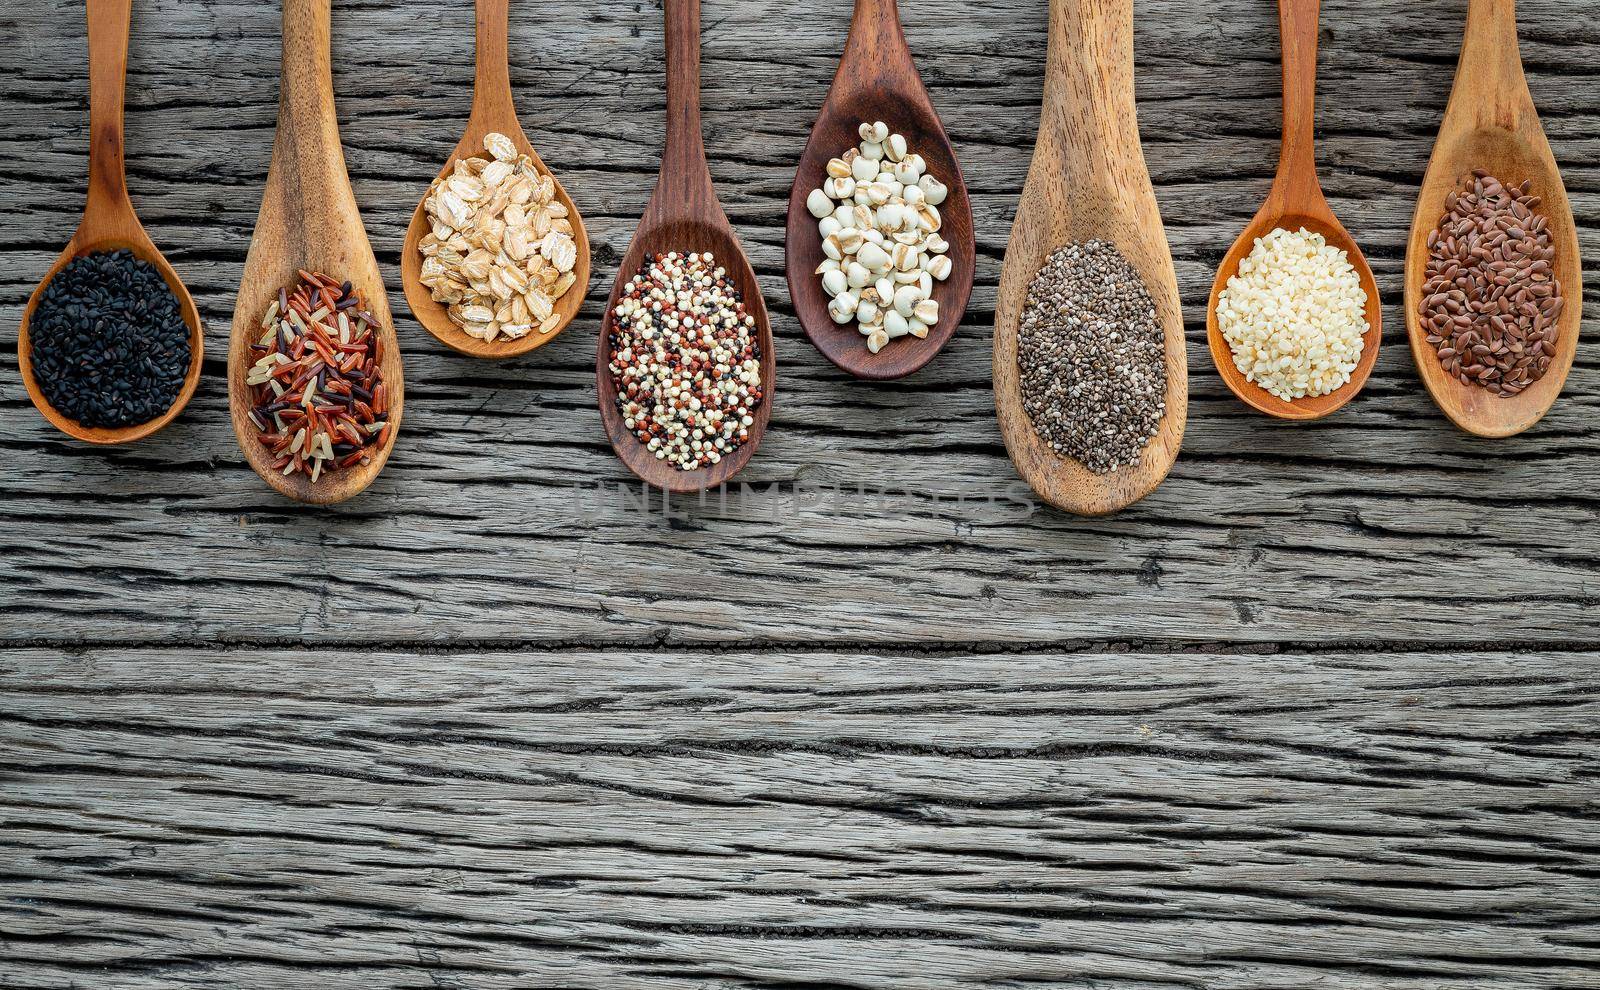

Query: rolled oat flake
1017,240,1166,474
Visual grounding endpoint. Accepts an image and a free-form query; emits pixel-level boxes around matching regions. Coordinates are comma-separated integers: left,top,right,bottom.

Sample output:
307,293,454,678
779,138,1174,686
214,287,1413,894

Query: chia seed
1016,240,1167,474
28,249,190,429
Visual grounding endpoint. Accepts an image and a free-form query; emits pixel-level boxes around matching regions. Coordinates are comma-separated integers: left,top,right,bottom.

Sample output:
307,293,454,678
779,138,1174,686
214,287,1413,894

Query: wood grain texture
5,4,1600,983
227,0,405,505
784,0,977,380
2,645,1598,988
993,0,1188,515
1404,0,1583,437
0,0,1597,644
399,0,592,359
594,0,775,493
1204,0,1385,420
16,0,204,446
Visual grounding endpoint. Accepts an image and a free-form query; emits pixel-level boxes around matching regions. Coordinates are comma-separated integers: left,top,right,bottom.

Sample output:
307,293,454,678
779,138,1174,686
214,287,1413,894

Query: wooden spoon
594,0,774,494
1204,0,1382,420
400,0,591,359
993,0,1187,516
1404,0,1580,438
17,0,203,445
228,0,404,505
783,0,975,380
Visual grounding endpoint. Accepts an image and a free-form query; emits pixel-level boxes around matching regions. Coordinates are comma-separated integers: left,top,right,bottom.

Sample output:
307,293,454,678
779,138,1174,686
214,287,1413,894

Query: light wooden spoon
228,0,404,505
784,0,976,380
993,0,1187,517
400,0,591,359
17,0,203,445
1205,0,1382,420
594,0,774,494
1405,0,1580,438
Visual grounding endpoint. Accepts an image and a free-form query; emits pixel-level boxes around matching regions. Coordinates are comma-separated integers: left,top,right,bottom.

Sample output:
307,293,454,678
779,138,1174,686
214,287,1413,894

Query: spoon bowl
401,0,590,359
229,0,403,505
595,0,774,494
597,219,774,494
993,0,1186,516
17,0,203,446
1207,205,1383,420
784,0,975,381
1404,0,1580,438
20,233,204,446
1205,0,1381,421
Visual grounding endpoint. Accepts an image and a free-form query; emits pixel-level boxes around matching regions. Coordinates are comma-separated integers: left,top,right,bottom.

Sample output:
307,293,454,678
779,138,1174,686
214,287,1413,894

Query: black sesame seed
28,249,190,429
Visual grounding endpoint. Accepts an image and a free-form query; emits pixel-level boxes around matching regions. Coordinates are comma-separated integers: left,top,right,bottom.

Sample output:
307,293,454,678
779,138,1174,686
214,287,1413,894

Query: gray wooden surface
1,0,1597,986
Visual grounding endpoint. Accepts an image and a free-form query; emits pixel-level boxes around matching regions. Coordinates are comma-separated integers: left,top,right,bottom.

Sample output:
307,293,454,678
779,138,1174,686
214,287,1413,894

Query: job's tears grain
28,249,190,429
806,121,952,354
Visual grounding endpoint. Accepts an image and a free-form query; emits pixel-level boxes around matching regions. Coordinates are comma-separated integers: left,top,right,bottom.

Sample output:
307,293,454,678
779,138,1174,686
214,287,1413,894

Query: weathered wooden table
3,0,1597,986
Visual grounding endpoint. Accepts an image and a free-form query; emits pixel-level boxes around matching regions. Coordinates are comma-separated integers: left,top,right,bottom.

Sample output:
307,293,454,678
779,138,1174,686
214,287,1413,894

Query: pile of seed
1216,227,1368,401
244,270,392,483
418,131,580,342
28,249,189,428
1017,240,1166,474
804,120,953,354
1420,169,1563,397
608,251,763,471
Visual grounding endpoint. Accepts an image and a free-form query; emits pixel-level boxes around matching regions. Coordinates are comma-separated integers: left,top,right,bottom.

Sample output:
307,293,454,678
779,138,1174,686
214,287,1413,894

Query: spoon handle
468,0,514,136
659,0,711,203
649,0,720,217
1459,0,1531,117
275,0,347,219
852,0,903,19
84,0,134,221
1274,0,1322,194
1039,0,1136,179
842,0,912,83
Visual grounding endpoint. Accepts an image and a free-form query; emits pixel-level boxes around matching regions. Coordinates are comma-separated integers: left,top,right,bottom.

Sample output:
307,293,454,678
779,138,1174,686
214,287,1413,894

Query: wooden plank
2,646,1597,988
1,0,1597,644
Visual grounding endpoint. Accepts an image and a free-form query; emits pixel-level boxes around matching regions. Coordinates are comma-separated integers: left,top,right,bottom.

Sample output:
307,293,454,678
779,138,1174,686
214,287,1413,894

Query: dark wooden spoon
784,0,974,380
17,0,204,445
594,0,774,493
